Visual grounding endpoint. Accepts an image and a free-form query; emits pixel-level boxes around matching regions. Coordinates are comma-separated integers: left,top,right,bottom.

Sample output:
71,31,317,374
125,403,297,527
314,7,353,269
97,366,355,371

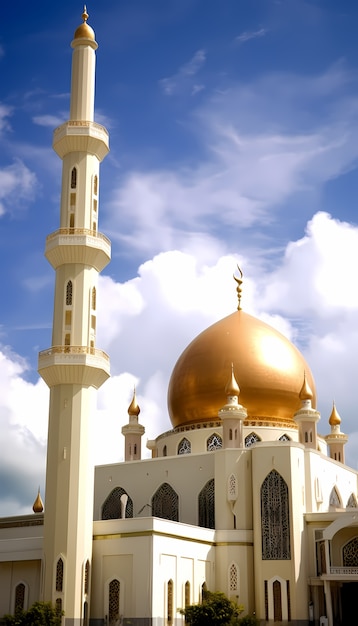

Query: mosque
1,9,358,626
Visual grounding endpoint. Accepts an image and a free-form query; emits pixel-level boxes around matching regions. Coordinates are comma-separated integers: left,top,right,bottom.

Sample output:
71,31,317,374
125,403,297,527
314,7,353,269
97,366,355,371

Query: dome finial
225,363,240,397
128,385,140,417
329,401,341,426
233,265,243,311
299,371,313,401
82,5,89,22
32,487,44,514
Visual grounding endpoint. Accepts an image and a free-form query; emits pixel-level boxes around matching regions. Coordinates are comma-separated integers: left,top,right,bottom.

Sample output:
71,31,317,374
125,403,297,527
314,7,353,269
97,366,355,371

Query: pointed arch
14,582,28,613
91,286,96,311
261,470,290,560
245,432,261,447
207,433,222,451
178,437,191,455
56,557,64,592
167,579,174,624
163,445,167,457
185,580,191,608
329,486,342,508
347,493,358,508
84,559,90,595
152,482,178,521
71,167,77,189
102,487,133,519
279,434,291,442
66,280,73,306
229,562,239,595
198,478,215,529
108,579,120,625
93,174,98,195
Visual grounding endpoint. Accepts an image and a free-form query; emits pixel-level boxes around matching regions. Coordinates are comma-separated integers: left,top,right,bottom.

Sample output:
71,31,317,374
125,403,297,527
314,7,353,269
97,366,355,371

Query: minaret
294,373,320,449
325,403,348,463
38,9,110,623
122,388,145,461
219,364,247,448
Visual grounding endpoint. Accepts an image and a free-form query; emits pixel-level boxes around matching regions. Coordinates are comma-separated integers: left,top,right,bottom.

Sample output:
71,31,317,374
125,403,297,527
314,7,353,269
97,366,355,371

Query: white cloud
0,103,13,134
0,159,37,217
159,49,206,96
32,114,66,128
236,28,268,43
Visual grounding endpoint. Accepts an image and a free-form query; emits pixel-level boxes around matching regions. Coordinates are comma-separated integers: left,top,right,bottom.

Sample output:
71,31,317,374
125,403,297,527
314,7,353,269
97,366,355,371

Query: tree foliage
3,601,63,626
179,590,244,626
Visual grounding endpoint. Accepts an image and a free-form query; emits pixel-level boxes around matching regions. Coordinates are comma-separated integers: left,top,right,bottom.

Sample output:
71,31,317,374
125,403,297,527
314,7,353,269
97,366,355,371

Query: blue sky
1,0,358,515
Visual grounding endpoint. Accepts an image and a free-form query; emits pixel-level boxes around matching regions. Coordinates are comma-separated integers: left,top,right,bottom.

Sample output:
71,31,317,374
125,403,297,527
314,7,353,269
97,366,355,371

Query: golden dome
167,310,316,428
74,6,95,41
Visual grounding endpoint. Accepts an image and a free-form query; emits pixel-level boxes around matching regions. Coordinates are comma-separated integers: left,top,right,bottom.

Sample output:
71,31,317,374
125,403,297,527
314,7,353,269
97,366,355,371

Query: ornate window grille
261,470,291,560
14,583,25,612
228,473,238,500
55,598,62,615
273,580,282,621
199,478,215,529
207,433,222,451
66,281,73,306
108,579,120,624
245,432,260,447
152,483,179,521
229,563,238,593
178,437,191,455
92,287,96,311
93,175,98,195
56,558,64,592
102,487,133,519
343,537,358,567
167,579,173,624
279,434,290,442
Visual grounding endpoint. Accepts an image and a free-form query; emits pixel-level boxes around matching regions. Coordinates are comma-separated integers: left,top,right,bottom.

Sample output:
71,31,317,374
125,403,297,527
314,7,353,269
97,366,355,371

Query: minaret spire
233,266,243,310
38,11,110,623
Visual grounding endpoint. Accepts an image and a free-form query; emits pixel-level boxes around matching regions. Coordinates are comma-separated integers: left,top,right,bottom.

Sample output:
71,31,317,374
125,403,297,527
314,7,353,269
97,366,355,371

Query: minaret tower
294,373,320,449
38,8,110,623
325,403,348,463
122,388,145,460
219,364,247,449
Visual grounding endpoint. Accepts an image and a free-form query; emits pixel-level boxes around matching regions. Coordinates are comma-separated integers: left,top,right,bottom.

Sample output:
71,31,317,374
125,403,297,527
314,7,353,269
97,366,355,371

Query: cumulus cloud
32,114,66,128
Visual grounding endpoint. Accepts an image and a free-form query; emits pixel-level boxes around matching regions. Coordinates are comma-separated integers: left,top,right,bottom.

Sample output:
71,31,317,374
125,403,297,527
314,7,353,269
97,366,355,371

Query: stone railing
46,228,111,246
330,567,358,575
39,345,109,362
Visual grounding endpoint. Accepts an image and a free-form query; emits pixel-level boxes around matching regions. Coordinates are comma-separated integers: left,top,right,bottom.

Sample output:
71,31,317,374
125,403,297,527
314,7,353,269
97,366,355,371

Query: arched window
163,445,167,457
329,486,342,508
229,563,238,594
198,478,215,529
279,434,291,442
167,579,173,624
66,281,73,306
71,167,77,189
152,483,178,521
185,581,190,607
102,487,133,519
273,580,282,621
343,536,358,566
108,579,120,625
56,558,64,592
93,175,98,195
84,560,90,595
14,583,25,612
201,582,207,602
245,432,260,447
207,433,222,451
55,598,62,616
347,493,358,508
178,437,191,455
261,470,290,560
92,287,96,311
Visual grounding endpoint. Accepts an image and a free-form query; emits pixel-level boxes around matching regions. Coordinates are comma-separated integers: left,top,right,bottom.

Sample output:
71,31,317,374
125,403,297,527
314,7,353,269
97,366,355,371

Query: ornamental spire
82,5,89,22
233,265,243,311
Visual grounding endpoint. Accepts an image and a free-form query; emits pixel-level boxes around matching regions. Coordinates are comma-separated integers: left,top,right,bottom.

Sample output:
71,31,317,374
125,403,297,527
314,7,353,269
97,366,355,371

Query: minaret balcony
53,120,109,161
38,345,110,389
45,228,111,271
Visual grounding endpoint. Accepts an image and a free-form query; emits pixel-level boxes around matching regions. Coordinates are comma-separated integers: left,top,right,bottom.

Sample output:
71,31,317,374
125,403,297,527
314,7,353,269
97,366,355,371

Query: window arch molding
104,577,124,626
12,581,29,614
151,482,179,521
102,487,133,520
261,470,290,560
329,486,343,508
245,432,261,447
198,478,215,529
207,433,222,451
178,437,191,455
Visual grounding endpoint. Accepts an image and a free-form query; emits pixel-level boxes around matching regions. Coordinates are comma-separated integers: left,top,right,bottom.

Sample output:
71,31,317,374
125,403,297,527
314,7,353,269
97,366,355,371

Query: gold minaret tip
82,5,89,22
299,371,313,401
32,488,44,514
233,265,243,311
128,387,140,417
225,363,240,397
329,401,341,426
